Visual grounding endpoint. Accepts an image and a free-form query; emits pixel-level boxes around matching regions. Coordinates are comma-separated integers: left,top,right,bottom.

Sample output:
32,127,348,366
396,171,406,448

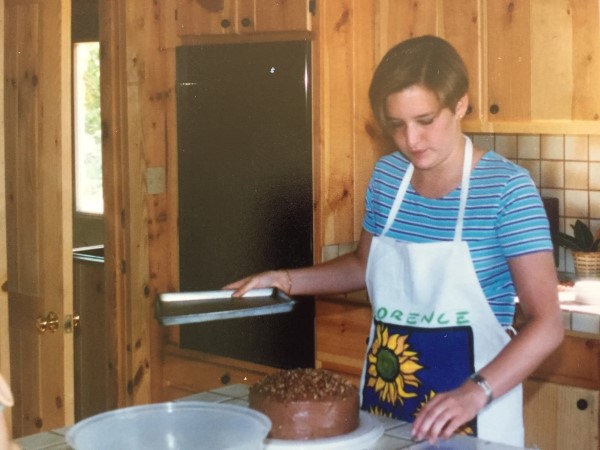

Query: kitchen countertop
556,290,600,335
15,384,530,450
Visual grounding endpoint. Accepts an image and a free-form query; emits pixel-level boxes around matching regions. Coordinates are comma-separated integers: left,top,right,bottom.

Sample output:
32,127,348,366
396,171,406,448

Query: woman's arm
476,251,564,398
412,250,564,443
225,230,373,297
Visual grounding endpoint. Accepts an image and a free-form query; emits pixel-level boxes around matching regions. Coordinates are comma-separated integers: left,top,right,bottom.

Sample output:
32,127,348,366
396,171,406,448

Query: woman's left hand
410,379,488,444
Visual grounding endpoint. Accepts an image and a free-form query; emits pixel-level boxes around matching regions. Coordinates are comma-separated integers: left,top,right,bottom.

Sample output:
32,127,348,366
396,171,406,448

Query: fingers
224,276,260,297
411,388,480,444
223,270,283,297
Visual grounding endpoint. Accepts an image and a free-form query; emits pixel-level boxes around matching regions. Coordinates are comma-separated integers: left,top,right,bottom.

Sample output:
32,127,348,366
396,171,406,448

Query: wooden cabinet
375,0,482,132
160,345,278,401
175,0,312,37
375,0,600,135
484,0,600,133
524,379,599,450
523,332,600,450
315,296,372,387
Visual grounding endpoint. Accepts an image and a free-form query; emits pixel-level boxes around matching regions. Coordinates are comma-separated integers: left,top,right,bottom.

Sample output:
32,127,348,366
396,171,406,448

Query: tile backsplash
321,134,600,275
472,133,600,273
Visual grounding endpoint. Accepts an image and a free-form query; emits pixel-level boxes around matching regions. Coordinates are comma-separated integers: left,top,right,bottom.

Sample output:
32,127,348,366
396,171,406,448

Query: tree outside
75,42,103,214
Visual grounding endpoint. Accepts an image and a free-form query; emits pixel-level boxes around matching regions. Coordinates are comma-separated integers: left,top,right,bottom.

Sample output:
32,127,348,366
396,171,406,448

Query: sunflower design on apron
361,320,476,435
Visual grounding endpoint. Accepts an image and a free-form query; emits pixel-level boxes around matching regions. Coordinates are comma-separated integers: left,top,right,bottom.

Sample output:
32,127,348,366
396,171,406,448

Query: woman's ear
456,94,469,119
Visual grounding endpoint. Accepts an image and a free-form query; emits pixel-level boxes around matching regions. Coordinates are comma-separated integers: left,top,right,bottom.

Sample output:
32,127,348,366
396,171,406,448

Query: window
73,41,102,214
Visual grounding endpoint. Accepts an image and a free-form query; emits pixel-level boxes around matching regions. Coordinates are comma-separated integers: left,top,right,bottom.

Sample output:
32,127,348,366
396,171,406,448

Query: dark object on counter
155,288,295,326
554,219,600,252
542,197,559,266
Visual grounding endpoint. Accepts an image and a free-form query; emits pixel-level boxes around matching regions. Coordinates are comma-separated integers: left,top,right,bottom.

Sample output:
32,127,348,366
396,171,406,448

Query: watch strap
469,372,493,405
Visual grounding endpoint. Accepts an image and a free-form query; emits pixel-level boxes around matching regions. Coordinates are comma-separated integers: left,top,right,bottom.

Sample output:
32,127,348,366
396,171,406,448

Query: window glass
74,41,102,214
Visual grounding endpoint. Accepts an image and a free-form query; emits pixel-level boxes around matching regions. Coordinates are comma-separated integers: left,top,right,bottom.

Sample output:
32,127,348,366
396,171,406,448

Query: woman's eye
388,122,405,130
418,117,434,125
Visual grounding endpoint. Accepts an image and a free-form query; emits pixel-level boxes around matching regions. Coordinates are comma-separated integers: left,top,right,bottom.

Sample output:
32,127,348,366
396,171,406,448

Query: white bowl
66,401,271,450
574,280,600,305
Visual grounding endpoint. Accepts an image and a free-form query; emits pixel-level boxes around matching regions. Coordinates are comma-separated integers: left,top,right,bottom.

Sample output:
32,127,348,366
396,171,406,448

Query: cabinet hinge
309,0,316,16
121,260,127,274
175,8,178,21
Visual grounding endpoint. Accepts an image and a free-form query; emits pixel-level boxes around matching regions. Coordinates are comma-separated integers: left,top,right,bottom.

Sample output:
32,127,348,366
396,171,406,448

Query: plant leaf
555,233,585,251
571,220,594,250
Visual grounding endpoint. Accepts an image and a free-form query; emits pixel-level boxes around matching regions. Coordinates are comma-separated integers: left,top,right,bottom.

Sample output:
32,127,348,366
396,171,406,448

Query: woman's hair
369,35,469,132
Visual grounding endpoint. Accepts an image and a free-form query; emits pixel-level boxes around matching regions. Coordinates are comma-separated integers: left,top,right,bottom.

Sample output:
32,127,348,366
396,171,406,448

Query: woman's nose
405,123,420,147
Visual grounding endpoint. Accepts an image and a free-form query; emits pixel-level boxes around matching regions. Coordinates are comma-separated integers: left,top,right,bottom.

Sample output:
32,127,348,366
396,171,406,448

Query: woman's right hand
224,270,292,297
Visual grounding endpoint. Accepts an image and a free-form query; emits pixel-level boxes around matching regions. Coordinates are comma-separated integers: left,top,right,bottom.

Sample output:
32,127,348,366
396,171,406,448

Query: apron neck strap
455,136,473,241
381,135,473,241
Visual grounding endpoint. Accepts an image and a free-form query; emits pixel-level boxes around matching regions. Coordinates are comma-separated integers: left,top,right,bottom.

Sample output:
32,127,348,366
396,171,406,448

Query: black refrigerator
176,41,315,369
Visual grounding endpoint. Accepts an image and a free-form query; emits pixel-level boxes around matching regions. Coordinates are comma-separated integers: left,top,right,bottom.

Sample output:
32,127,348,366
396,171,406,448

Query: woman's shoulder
474,150,532,182
371,151,410,182
471,151,540,208
375,150,409,168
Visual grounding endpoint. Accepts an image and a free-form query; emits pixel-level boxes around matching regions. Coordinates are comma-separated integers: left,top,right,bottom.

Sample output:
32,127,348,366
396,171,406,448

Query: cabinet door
440,0,481,127
375,0,437,61
374,0,481,125
177,0,237,36
524,379,599,450
485,0,531,122
486,0,600,123
236,0,256,33
161,348,277,401
176,0,311,37
253,0,311,33
315,299,372,386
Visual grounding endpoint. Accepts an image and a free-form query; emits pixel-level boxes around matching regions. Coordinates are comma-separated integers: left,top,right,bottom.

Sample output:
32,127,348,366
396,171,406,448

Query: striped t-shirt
363,150,553,327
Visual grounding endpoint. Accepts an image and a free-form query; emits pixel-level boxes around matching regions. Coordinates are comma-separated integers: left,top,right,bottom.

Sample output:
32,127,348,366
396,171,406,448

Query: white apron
361,137,524,446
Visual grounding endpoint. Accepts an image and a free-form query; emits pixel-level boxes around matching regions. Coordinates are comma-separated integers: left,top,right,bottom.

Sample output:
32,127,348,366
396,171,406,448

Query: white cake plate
264,411,384,449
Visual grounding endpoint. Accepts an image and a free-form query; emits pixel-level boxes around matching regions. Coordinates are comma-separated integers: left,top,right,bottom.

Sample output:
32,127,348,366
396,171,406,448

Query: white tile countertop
15,384,531,450
557,290,600,334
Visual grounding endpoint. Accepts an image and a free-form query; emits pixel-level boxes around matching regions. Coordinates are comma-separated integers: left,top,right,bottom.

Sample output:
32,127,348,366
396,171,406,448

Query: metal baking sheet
155,288,296,326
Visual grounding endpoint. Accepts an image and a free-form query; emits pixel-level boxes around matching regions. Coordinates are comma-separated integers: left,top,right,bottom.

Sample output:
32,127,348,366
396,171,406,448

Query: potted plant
555,220,600,278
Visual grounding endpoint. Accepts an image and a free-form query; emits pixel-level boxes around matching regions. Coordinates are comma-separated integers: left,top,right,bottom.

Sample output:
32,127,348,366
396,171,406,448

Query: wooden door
4,0,73,437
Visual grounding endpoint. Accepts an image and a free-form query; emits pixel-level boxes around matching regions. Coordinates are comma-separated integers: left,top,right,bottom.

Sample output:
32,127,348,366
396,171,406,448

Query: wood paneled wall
0,0,11,436
316,1,385,247
99,0,178,406
110,0,391,402
100,0,390,405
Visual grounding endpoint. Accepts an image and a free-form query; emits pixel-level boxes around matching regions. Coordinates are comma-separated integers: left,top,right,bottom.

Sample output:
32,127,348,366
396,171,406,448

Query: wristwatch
469,372,493,405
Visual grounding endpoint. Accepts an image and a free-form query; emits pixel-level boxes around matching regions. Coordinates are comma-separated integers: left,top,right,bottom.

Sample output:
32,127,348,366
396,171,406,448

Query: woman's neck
411,143,485,199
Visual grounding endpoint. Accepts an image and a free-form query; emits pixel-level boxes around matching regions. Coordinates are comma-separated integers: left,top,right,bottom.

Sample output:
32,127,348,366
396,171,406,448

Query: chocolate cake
248,368,360,440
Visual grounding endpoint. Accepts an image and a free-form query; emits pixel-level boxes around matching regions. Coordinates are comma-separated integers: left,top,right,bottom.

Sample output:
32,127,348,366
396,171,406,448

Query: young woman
226,35,563,446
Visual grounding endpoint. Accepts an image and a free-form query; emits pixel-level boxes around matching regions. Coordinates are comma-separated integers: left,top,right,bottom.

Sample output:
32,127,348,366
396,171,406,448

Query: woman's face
384,85,467,172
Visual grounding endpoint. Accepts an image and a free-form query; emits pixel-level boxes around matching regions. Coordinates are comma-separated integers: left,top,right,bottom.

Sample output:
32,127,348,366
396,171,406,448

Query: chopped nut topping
250,368,357,402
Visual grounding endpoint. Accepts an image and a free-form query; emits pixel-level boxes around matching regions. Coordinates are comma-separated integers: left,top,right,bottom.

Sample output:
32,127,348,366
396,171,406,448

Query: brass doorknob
36,312,60,333
65,314,80,333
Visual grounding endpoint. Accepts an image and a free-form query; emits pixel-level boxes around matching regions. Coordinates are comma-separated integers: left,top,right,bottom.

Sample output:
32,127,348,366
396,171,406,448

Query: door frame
0,0,10,434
